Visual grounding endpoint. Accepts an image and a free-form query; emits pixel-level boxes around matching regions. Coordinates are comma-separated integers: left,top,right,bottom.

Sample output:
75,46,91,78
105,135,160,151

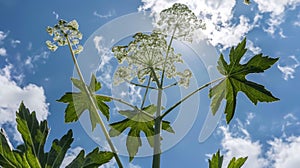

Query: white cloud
138,0,258,50
25,50,50,70
0,64,49,142
139,0,300,47
216,114,300,168
254,0,300,36
93,10,115,19
246,40,262,54
60,146,83,168
267,136,300,168
0,31,8,42
277,55,300,80
93,36,114,89
219,126,268,168
11,39,21,48
52,11,59,20
0,47,7,56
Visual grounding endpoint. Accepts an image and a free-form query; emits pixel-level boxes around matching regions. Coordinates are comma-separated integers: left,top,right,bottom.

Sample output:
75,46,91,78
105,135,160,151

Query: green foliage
57,74,111,130
209,150,247,168
109,104,174,161
208,150,223,168
66,148,113,168
227,157,248,168
209,38,279,123
0,102,113,168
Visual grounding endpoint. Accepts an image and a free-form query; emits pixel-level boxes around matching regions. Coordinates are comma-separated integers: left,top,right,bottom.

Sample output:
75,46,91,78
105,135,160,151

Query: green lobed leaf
0,129,31,168
210,38,279,123
227,156,248,168
109,104,174,161
208,150,247,168
57,74,111,130
208,150,223,168
66,148,114,168
45,130,73,168
16,102,49,167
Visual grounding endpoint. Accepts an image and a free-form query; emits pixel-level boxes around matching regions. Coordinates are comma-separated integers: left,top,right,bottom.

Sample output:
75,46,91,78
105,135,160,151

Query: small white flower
114,66,134,85
177,69,192,88
155,3,205,42
112,31,192,88
46,19,83,54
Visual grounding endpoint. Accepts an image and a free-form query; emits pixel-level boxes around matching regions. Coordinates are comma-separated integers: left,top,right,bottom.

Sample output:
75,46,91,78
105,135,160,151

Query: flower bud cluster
46,20,83,54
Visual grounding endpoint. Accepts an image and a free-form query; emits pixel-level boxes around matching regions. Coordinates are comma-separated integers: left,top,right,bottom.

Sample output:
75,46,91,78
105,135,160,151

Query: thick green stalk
66,36,123,168
152,28,177,168
152,87,163,168
161,77,224,119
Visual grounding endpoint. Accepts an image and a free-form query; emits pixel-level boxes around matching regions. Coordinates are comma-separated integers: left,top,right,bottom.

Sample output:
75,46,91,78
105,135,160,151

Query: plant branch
100,95,155,119
141,76,152,109
152,87,163,168
150,67,161,87
160,77,224,119
160,27,177,88
66,36,124,168
163,82,178,89
124,79,157,90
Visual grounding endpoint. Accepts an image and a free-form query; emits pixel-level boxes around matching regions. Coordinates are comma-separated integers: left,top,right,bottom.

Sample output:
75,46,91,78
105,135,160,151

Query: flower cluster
46,20,83,54
155,3,205,42
112,31,192,88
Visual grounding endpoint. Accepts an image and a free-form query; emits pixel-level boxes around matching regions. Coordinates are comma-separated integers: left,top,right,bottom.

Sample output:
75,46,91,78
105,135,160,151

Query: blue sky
1,0,300,167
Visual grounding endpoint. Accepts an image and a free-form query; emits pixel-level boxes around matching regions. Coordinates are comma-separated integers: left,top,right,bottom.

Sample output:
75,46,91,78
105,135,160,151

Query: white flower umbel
155,3,205,42
112,31,191,88
46,20,83,54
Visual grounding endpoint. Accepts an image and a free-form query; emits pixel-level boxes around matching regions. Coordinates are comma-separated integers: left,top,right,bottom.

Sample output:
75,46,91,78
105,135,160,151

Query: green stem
152,87,163,168
125,79,157,90
101,95,154,119
160,27,177,87
66,36,123,168
150,67,160,87
163,82,178,89
141,76,152,109
160,77,224,119
152,28,177,168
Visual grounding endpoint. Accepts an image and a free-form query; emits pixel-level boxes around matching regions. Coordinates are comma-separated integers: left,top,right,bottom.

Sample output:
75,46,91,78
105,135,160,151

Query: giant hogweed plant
42,3,278,168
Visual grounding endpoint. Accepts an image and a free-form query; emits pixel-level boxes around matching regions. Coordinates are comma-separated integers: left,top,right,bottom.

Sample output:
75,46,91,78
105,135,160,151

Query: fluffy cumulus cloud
138,0,300,48
94,35,114,89
277,55,299,80
139,0,256,49
267,136,300,168
253,0,300,36
216,113,300,168
0,64,49,142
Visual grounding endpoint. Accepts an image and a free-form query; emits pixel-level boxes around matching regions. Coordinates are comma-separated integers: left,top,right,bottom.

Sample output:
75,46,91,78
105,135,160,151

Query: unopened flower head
46,19,83,54
155,3,205,42
112,31,192,88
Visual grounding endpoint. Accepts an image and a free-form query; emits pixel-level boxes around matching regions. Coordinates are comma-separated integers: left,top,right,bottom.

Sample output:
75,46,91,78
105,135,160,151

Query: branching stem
66,35,123,168
161,77,224,119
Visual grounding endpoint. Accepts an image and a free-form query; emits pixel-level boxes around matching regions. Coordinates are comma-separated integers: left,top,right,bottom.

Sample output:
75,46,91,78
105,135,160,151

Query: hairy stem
161,77,224,119
66,36,123,168
152,27,177,168
152,87,163,168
